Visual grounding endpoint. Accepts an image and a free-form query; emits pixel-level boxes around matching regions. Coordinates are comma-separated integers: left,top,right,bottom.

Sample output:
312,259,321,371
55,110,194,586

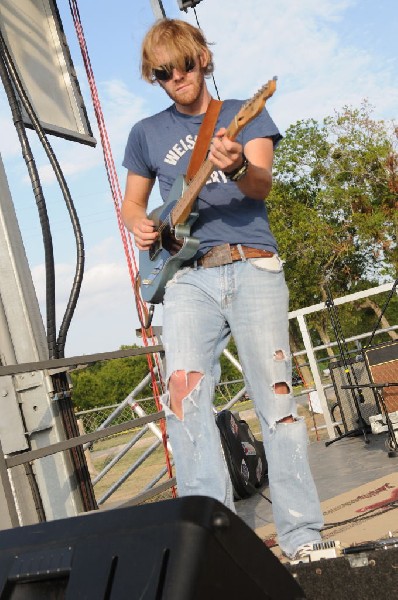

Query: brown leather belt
196,243,274,268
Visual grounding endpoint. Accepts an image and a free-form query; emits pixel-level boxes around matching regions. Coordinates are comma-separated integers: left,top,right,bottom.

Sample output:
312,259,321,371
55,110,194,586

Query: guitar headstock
226,76,278,139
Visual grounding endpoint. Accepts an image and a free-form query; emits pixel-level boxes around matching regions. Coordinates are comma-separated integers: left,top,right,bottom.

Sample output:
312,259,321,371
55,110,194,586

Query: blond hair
141,19,214,84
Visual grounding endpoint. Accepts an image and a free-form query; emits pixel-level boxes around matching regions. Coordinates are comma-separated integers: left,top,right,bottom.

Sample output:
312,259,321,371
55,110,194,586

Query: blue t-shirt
123,99,282,256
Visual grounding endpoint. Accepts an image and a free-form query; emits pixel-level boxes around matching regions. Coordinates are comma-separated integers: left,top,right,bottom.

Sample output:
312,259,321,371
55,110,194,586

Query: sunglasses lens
184,57,196,72
153,68,171,81
153,57,196,81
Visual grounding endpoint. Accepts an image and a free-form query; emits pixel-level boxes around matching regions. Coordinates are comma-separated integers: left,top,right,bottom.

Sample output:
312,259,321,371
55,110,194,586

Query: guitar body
139,175,200,304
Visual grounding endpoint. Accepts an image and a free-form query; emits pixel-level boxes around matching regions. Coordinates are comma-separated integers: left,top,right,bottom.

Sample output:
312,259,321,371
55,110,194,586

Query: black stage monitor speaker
364,341,398,413
329,356,379,433
0,496,304,600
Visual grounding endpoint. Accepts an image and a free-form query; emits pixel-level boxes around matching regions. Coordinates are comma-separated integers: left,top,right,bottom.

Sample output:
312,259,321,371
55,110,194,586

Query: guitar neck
225,119,242,142
170,158,215,227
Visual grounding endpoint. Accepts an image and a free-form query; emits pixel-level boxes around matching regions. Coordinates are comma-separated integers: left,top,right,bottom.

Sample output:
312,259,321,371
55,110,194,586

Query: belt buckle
205,243,233,268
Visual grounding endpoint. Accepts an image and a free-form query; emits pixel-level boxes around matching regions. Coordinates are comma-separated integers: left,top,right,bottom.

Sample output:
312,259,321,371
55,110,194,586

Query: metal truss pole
0,154,86,529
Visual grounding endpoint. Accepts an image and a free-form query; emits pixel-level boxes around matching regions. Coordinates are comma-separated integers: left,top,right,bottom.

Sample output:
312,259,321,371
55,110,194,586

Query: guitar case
216,409,268,500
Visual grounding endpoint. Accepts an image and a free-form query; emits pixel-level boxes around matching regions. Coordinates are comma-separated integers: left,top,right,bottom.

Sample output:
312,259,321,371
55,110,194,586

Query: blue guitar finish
139,175,200,303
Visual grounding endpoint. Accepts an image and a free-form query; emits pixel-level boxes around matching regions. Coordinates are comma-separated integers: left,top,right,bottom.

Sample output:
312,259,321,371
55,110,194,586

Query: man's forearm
235,163,273,200
121,199,147,233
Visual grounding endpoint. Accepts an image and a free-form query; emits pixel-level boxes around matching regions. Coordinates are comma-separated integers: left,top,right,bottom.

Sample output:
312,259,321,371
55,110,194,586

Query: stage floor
236,432,398,558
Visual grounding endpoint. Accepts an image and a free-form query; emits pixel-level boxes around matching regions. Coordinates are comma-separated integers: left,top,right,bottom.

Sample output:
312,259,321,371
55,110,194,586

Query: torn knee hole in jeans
272,349,292,394
273,380,291,394
168,369,203,389
277,414,298,424
167,370,204,419
273,349,286,360
269,414,300,433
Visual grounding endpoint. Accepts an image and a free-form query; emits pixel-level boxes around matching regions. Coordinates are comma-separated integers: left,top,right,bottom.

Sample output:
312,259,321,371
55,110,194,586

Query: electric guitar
139,77,277,304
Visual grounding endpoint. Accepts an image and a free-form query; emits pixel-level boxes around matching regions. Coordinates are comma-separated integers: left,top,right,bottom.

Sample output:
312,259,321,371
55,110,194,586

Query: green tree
268,102,398,373
323,102,398,277
70,347,154,411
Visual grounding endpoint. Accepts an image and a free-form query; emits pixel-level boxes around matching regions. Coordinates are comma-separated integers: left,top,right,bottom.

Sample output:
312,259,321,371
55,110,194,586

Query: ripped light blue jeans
161,255,324,557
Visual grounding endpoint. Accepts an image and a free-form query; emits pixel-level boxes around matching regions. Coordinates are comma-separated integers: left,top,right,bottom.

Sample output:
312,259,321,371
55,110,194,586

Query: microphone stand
325,286,370,447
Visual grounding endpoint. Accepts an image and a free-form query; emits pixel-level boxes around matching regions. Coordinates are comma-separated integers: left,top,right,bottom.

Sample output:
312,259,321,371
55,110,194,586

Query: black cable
193,7,221,101
0,28,85,358
0,36,57,359
256,487,272,504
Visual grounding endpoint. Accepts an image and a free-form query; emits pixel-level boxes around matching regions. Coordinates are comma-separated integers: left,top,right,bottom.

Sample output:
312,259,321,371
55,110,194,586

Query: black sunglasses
153,57,196,82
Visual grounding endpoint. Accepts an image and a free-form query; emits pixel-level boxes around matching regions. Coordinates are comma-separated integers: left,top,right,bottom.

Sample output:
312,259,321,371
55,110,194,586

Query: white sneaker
287,540,340,564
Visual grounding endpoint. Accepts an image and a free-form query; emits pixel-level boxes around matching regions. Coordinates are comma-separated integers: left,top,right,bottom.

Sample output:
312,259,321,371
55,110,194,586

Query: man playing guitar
122,18,324,562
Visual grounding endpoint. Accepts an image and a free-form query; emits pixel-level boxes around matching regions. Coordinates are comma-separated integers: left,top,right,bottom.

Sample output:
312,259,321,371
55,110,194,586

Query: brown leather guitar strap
185,98,223,183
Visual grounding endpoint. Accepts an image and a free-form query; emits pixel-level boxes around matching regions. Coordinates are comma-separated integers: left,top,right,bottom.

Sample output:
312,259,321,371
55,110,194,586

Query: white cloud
31,237,130,308
187,0,395,126
100,79,149,148
30,235,153,356
35,144,102,185
0,112,21,158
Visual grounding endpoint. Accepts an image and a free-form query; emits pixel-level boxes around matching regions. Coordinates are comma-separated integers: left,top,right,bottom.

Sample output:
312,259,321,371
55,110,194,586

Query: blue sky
0,0,397,356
